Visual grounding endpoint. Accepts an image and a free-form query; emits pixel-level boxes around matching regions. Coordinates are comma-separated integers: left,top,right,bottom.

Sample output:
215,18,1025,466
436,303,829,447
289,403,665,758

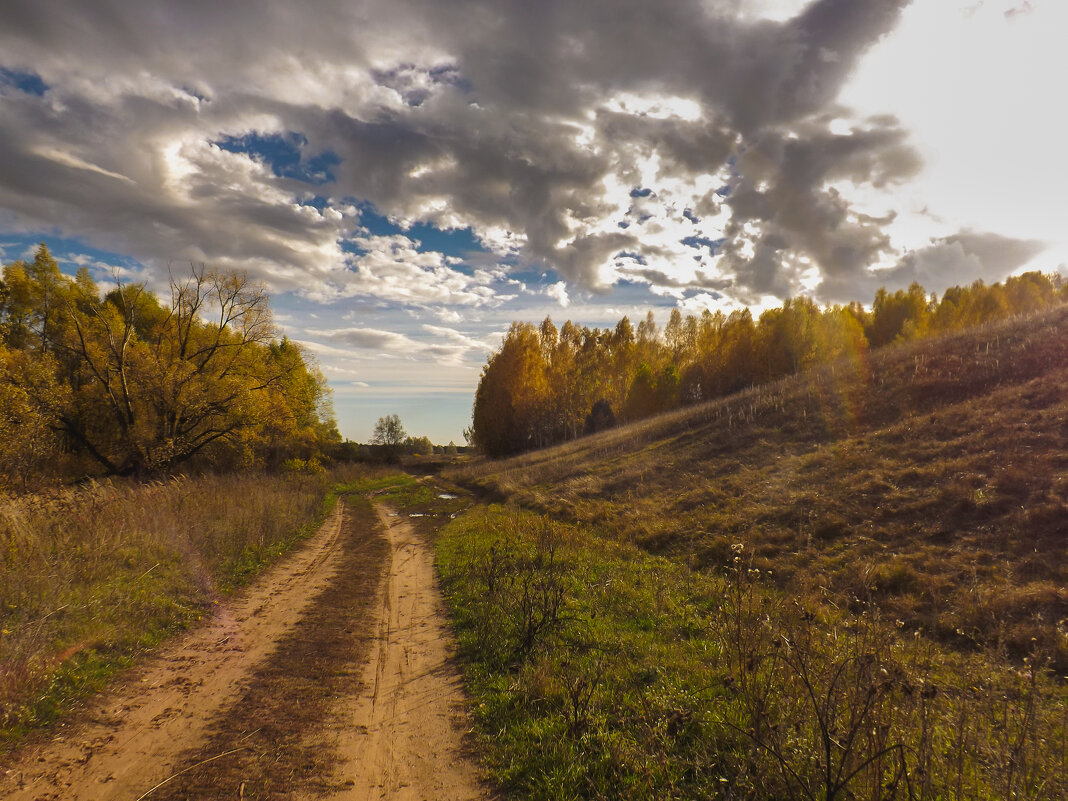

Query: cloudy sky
0,0,1063,443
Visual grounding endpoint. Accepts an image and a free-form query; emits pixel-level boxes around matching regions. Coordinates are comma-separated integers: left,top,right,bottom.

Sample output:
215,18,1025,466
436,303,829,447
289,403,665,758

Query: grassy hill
448,306,1068,669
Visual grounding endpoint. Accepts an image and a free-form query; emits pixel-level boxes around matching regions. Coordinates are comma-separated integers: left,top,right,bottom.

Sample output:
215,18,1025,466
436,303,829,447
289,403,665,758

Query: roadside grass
436,504,1068,801
446,307,1068,668
344,471,419,496
0,465,376,750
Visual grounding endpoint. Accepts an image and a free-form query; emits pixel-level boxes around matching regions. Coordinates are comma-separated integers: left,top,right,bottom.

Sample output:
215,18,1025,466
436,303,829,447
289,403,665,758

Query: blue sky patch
615,250,648,266
0,232,142,278
507,265,557,287
216,132,340,185
407,221,483,255
681,235,725,255
340,238,370,259
355,204,487,260
0,67,48,95
296,195,331,212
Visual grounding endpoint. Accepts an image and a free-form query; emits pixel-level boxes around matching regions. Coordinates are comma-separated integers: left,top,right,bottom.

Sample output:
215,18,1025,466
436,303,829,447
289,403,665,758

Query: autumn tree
256,338,338,465
655,363,680,410
54,266,313,473
709,308,756,396
469,271,1067,458
867,283,930,346
551,320,585,440
471,322,549,456
577,326,613,422
0,245,69,352
625,363,658,421
1,246,337,480
538,317,568,441
0,345,68,488
405,434,434,455
608,316,636,413
664,307,685,361
372,413,405,446
584,399,616,433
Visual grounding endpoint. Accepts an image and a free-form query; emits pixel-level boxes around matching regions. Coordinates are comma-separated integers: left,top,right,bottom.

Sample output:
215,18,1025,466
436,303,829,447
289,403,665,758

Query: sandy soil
327,505,488,801
0,495,488,800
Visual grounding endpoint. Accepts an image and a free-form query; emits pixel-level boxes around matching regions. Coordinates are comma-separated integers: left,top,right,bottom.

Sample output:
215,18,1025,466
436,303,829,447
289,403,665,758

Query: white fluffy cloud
2,0,1028,308
328,233,506,308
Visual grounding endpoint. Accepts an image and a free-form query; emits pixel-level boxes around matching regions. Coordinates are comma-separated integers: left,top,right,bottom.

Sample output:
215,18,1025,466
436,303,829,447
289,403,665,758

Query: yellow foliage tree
1,247,337,479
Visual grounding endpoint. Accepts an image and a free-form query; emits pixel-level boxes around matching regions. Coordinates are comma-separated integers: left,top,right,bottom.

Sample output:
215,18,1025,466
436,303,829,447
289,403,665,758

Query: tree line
0,244,339,487
356,413,462,462
471,271,1067,457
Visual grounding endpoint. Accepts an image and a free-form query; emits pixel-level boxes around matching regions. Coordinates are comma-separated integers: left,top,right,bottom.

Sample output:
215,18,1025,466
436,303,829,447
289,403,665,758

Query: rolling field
449,306,1068,669
435,307,1068,799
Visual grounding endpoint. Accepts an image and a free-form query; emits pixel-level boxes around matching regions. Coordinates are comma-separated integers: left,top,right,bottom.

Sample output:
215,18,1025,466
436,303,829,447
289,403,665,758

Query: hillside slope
449,307,1068,666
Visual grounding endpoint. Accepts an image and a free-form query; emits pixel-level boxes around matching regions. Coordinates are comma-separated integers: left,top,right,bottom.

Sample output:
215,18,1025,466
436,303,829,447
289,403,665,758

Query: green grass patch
338,472,415,495
379,480,437,507
353,473,471,522
437,505,1068,800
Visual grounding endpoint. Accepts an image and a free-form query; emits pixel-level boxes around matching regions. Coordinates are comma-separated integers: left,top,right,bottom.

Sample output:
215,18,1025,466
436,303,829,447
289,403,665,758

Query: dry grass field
434,308,1068,799
448,306,1068,670
0,466,373,749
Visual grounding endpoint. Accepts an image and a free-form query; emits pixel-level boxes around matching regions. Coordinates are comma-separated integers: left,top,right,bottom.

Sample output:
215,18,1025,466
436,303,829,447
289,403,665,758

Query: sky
0,0,1064,444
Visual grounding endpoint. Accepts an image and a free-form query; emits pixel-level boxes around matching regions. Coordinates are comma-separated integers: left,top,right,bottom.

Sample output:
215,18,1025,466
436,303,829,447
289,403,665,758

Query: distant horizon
2,0,1065,443
5,238,1065,445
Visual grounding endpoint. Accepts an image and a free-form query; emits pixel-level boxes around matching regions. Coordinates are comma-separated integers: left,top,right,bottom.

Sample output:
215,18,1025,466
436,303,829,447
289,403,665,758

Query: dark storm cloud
594,112,737,179
301,103,614,286
754,0,912,129
717,113,923,300
621,267,732,292
0,0,974,305
0,66,354,290
889,230,1046,288
416,0,909,132
818,230,1047,302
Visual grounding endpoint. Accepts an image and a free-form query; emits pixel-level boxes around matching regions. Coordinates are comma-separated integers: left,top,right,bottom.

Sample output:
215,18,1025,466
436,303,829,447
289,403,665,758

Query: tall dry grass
446,307,1068,667
0,469,345,745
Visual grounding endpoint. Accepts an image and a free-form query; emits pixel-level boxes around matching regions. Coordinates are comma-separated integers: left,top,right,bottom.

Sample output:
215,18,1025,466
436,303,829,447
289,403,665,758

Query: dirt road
331,505,487,801
0,495,487,800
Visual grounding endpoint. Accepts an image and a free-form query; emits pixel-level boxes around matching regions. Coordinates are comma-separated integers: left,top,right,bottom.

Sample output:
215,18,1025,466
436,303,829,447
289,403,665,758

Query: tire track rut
0,498,371,799
328,504,488,801
0,492,490,800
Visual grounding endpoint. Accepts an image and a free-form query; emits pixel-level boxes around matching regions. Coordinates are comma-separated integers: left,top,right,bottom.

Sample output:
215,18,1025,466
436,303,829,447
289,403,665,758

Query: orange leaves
470,271,1068,459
